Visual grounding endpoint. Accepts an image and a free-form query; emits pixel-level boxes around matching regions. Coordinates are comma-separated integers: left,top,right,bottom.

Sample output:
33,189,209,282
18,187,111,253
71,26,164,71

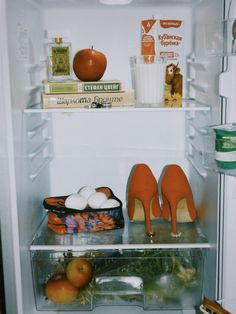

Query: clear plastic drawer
31,248,204,311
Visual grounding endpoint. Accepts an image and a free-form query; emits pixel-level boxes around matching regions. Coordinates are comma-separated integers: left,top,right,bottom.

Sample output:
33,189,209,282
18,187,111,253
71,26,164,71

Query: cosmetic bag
43,187,124,234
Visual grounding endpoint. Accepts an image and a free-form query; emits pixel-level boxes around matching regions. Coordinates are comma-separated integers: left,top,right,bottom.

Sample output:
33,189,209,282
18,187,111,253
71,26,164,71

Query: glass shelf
30,211,209,251
24,99,210,114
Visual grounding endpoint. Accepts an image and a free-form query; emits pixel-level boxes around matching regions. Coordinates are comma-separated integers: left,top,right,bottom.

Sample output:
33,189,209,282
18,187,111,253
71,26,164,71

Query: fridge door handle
219,57,236,99
219,70,233,98
219,57,236,122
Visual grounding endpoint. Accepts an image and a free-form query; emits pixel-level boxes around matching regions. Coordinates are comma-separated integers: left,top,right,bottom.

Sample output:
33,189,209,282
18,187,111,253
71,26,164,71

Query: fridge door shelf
31,248,204,311
26,112,53,181
30,211,209,251
201,125,236,176
203,151,236,176
193,19,236,57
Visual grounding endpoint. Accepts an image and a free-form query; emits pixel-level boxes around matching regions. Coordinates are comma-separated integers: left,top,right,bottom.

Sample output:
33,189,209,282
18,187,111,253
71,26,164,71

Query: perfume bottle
46,37,72,81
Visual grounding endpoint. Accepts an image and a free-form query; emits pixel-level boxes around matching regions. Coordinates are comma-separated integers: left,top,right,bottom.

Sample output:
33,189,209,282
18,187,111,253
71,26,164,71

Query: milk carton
141,18,184,107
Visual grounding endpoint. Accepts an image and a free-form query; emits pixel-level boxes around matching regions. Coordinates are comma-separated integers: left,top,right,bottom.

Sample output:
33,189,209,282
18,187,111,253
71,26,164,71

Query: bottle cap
54,37,62,44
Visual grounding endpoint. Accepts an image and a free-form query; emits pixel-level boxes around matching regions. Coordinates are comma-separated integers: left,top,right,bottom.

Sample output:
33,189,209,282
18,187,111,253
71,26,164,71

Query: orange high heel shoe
127,163,162,237
160,164,197,237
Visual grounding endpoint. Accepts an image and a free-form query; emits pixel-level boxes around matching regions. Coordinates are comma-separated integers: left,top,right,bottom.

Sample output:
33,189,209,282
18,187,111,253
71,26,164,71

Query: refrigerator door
0,0,23,313
0,0,48,313
217,1,236,312
187,0,225,302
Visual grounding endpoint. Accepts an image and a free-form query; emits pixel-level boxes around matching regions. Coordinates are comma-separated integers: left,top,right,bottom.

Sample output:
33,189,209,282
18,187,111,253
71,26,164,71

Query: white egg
87,192,107,209
78,186,96,200
65,193,87,210
100,198,120,209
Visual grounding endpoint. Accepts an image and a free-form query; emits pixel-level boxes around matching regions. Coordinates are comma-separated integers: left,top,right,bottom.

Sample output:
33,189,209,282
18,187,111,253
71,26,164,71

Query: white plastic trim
99,0,133,4
29,155,52,181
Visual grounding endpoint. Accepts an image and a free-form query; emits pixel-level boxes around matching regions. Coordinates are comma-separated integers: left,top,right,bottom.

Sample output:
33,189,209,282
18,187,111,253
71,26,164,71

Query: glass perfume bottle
46,37,72,81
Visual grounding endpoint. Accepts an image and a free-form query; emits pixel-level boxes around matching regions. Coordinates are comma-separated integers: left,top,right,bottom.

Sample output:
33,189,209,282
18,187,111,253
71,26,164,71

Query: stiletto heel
127,163,161,237
167,192,181,237
160,164,197,237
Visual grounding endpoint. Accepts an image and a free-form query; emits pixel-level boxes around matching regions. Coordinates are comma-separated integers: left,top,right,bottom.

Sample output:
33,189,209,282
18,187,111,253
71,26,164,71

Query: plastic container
31,248,204,311
213,124,236,169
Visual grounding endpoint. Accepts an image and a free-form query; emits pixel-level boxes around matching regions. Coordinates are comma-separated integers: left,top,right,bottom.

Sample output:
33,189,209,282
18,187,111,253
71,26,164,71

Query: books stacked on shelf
42,80,135,109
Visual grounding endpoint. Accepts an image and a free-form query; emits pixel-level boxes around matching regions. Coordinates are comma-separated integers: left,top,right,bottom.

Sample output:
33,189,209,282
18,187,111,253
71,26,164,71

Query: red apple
45,273,78,304
66,258,93,288
73,48,107,81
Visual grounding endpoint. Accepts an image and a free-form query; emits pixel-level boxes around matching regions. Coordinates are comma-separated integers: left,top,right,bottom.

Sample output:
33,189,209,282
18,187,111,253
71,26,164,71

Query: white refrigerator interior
0,0,236,313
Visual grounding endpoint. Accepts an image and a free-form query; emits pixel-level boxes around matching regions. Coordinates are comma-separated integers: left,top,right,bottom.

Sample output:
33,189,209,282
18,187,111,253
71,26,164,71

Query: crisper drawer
31,248,204,311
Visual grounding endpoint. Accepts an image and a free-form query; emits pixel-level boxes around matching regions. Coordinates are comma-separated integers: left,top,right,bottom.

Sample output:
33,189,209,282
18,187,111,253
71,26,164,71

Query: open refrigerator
1,0,236,313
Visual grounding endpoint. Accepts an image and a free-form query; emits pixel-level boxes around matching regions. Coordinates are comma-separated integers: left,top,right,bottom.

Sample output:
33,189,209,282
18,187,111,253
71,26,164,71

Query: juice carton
140,18,184,107
137,18,165,106
141,18,157,57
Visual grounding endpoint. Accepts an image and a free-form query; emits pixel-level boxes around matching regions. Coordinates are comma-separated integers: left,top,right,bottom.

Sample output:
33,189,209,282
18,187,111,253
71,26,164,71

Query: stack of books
41,80,135,109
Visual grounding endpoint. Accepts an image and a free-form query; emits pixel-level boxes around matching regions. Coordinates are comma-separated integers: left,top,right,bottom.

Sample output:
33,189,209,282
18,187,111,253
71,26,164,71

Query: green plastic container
213,124,236,169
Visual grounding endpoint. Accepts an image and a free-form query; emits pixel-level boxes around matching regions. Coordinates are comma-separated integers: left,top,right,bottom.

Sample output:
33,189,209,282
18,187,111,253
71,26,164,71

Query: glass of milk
130,56,165,107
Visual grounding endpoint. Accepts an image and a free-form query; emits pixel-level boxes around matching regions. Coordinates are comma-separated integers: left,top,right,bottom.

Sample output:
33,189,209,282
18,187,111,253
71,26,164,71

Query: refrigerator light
99,0,133,5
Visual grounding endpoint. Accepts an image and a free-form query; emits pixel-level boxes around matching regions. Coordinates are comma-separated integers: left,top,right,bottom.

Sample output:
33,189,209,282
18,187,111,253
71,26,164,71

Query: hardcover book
43,80,125,94
42,91,135,109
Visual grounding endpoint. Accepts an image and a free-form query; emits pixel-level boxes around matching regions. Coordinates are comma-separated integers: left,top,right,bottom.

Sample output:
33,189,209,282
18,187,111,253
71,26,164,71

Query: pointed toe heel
160,164,197,237
127,163,161,237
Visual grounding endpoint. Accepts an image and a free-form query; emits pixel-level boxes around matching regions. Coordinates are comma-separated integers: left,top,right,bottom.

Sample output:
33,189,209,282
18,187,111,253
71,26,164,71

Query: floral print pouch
43,187,124,234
